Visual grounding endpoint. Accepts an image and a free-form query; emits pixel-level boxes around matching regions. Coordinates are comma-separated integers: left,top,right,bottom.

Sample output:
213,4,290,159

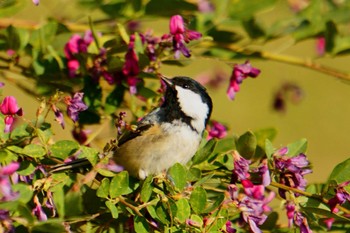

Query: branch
270,181,350,216
218,43,350,82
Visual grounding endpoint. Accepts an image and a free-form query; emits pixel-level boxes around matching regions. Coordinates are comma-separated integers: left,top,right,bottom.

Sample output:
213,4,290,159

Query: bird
51,76,213,180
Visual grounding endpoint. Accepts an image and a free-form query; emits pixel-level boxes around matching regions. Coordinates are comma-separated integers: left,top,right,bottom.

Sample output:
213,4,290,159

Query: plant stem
221,43,350,82
270,181,350,216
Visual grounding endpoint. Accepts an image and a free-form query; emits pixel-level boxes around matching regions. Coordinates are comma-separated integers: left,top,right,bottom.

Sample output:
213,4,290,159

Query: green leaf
64,191,83,217
52,188,65,217
168,163,187,191
134,216,150,233
287,138,308,156
109,171,132,198
192,139,217,165
50,140,80,160
12,183,33,204
213,136,235,154
17,160,36,176
187,167,201,182
97,178,110,198
145,0,197,16
325,21,337,53
236,131,257,160
29,20,59,50
190,186,207,214
228,0,277,20
80,146,99,165
204,194,224,213
254,128,277,148
155,204,170,224
32,219,66,233
22,144,46,158
141,175,153,202
328,158,350,192
104,85,125,114
17,204,35,224
242,17,265,39
176,198,191,223
36,128,53,145
105,200,119,219
0,0,26,17
265,139,275,160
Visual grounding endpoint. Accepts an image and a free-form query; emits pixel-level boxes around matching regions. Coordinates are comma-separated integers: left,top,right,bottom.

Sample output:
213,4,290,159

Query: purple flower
32,196,47,221
286,201,312,232
186,219,201,228
225,221,236,233
227,61,260,100
294,212,312,233
116,111,127,135
207,120,227,140
52,105,65,129
32,0,40,5
166,15,202,59
232,151,251,183
89,48,116,85
198,0,215,13
72,127,91,145
327,180,350,213
238,195,268,233
0,96,23,133
105,159,124,173
228,182,273,233
255,160,271,187
285,201,296,227
274,153,312,199
65,92,88,123
273,82,303,113
0,82,4,88
122,35,140,94
0,210,14,233
0,162,20,201
140,31,161,61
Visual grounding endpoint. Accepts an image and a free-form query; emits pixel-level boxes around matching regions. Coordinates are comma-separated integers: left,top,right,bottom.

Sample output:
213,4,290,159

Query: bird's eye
183,84,189,89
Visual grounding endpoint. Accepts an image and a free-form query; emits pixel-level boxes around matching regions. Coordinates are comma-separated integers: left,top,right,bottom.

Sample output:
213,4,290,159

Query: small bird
52,76,213,179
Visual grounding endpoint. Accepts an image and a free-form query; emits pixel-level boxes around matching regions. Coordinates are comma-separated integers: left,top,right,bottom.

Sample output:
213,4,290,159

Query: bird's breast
113,121,202,179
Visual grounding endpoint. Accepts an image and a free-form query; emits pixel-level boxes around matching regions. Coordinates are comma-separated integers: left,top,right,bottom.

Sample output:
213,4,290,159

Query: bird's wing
117,107,161,146
117,122,153,146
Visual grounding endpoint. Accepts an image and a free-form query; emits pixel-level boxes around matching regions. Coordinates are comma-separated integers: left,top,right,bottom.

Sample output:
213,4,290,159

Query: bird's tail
49,158,92,173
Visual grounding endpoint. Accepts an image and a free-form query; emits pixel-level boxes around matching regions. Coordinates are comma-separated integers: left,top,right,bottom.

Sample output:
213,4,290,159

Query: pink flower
316,37,326,56
122,35,140,94
64,31,94,77
0,162,20,201
0,96,23,133
166,15,202,59
207,120,227,140
227,61,260,100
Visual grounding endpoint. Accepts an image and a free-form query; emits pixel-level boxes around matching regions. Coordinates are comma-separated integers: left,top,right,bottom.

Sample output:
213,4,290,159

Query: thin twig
270,181,350,215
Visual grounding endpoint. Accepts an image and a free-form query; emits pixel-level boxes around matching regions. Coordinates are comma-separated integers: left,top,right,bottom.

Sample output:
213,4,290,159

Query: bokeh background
2,0,350,185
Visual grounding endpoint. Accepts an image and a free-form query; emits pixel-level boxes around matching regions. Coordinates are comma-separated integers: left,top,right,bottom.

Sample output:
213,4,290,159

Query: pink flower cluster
229,151,273,233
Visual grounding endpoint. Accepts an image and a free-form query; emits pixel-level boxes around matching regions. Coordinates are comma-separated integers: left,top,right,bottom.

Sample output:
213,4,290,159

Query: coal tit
52,76,213,179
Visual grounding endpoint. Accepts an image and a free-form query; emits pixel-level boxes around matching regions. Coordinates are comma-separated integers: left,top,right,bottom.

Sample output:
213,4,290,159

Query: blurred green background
2,0,350,184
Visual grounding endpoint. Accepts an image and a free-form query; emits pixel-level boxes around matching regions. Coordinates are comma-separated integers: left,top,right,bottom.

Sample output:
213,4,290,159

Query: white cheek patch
175,86,209,133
